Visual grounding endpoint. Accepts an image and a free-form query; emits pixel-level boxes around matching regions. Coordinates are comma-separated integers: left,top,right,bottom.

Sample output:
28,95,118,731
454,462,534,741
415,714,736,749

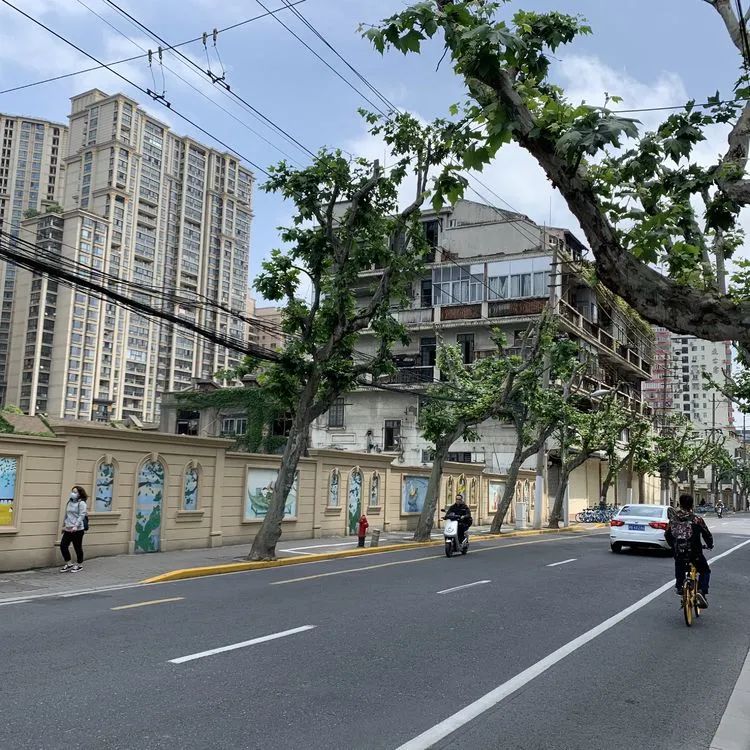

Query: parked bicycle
575,506,618,523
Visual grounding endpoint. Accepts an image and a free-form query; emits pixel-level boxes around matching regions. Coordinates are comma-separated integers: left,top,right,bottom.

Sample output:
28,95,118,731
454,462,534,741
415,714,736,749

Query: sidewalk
0,523,600,601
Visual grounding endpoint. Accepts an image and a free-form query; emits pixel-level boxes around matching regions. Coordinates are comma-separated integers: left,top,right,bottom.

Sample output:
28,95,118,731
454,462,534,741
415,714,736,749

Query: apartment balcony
579,362,651,416
557,299,653,378
379,365,436,386
487,298,546,319
395,307,434,325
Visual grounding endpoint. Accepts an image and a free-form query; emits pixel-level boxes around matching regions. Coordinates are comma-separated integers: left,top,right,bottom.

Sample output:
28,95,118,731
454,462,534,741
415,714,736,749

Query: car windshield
617,505,665,519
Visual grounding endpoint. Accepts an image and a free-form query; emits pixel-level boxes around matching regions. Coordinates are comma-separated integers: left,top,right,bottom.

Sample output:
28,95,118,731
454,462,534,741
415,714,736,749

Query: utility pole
744,413,748,511
711,392,717,507
534,241,556,530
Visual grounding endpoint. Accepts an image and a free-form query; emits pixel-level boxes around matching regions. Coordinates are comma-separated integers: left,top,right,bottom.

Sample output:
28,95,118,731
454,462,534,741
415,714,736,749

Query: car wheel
610,542,623,553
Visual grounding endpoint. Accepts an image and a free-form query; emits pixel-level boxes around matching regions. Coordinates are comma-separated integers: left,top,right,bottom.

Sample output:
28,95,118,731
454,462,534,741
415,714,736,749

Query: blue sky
0,0,744,301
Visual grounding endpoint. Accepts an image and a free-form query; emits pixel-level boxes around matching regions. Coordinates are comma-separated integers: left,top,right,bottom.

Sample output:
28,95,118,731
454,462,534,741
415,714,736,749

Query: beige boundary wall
0,423,658,572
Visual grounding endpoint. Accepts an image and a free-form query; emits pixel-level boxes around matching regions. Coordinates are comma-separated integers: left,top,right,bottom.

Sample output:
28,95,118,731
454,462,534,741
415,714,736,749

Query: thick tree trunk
599,462,619,507
490,445,524,533
413,427,463,542
548,466,571,529
548,454,588,528
248,383,320,561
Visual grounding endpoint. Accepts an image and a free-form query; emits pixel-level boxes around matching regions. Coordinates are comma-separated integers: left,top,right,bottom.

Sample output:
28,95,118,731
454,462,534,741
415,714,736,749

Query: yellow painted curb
142,523,607,584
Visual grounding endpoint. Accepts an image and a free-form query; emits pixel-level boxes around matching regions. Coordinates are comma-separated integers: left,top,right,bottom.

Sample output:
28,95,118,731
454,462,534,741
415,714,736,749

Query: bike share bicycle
681,545,710,627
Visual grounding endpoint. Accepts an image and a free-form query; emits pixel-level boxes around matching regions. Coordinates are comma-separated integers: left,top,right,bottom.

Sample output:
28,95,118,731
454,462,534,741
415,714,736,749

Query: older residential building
5,90,253,422
309,199,655,514
0,113,68,402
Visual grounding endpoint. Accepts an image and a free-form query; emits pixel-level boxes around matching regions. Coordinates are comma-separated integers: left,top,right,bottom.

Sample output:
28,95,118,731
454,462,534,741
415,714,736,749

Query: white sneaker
60,563,73,572
70,564,82,573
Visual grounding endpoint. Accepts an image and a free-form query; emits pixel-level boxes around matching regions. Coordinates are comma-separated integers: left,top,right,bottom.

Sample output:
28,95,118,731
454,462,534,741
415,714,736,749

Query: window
447,452,473,463
533,272,548,297
488,274,508,300
457,333,474,365
422,219,439,249
432,265,482,305
0,457,18,528
384,420,401,451
420,278,432,308
176,410,199,435
510,273,532,297
420,337,436,368
328,397,345,428
183,465,199,511
94,461,114,512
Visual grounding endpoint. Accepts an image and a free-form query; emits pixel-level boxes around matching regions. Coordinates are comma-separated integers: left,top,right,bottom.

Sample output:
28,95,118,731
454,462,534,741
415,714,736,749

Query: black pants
457,523,470,544
61,530,84,564
357,536,366,548
675,554,710,594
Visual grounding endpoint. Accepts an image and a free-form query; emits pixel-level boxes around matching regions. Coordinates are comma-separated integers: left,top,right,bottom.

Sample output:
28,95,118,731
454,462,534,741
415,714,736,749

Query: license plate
628,524,645,531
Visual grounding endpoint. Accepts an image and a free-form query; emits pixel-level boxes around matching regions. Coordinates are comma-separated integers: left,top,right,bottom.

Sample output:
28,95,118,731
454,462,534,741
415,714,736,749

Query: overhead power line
0,0,273,176
100,0,316,158
0,1,307,95
261,1,546,249
72,0,304,165
0,234,278,360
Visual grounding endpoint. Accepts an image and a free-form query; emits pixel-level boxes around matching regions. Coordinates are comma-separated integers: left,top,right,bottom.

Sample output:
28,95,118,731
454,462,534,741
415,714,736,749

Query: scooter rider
445,493,472,545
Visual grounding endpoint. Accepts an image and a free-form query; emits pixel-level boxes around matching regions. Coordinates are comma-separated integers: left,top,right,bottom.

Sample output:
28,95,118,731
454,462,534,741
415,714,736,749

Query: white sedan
609,504,672,553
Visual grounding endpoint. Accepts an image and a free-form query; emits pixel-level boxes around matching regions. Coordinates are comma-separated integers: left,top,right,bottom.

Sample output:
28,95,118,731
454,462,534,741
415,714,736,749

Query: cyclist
665,493,713,608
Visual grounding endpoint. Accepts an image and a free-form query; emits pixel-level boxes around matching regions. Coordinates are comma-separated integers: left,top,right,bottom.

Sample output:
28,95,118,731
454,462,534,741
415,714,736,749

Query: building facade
309,199,655,517
642,327,733,431
4,90,253,422
0,114,68,403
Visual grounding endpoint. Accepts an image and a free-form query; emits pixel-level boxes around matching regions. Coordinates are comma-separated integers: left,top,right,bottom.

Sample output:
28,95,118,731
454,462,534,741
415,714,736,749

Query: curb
142,523,607,584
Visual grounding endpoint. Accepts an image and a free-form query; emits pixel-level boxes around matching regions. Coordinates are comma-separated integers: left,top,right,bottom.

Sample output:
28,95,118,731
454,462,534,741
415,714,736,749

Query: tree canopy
363,0,750,346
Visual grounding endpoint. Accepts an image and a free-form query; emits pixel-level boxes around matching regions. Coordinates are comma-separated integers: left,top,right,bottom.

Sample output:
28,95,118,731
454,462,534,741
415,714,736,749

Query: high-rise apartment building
0,114,68,402
642,327,733,430
6,90,252,422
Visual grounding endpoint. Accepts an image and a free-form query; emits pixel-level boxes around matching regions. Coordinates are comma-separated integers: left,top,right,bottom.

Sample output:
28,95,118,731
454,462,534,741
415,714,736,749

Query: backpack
80,501,89,533
670,513,694,556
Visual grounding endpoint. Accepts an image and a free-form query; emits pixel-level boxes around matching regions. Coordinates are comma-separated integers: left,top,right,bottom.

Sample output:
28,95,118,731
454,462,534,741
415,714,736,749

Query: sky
0,0,744,301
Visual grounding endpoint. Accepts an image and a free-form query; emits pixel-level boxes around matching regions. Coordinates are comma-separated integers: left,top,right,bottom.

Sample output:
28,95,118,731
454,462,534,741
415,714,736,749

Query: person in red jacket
357,515,369,547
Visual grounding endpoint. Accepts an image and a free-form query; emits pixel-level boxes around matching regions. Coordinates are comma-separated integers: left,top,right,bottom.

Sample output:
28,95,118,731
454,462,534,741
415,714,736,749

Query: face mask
69,491,79,501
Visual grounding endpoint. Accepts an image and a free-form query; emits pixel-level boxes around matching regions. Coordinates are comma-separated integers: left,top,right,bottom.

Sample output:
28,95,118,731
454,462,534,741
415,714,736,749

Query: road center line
396,537,750,750
169,625,316,664
271,533,603,585
111,597,183,611
437,580,490,595
0,598,31,607
546,558,577,567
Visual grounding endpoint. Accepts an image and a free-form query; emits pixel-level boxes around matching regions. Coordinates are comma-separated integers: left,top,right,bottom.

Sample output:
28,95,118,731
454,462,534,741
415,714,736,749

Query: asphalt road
3,517,750,750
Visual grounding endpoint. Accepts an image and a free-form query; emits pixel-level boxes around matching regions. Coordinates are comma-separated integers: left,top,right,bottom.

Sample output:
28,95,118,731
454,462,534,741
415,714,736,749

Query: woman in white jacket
60,485,88,572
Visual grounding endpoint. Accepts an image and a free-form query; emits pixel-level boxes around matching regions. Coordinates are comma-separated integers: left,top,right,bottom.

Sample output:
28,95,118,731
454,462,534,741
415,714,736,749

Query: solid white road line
396,538,750,750
0,581,155,606
710,645,750,750
437,580,490,595
111,597,184,611
283,541,357,552
546,558,577,568
169,625,316,664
